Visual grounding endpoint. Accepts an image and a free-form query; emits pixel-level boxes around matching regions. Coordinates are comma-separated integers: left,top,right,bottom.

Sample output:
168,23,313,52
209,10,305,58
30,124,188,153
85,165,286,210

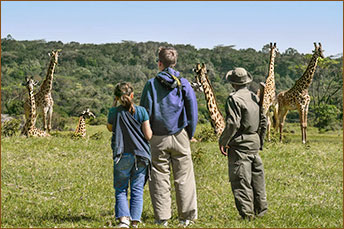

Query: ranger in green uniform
219,67,268,220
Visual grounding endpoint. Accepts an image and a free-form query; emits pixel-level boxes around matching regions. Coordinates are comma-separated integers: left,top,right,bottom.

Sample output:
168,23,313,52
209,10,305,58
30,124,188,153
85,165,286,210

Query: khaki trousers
149,129,198,221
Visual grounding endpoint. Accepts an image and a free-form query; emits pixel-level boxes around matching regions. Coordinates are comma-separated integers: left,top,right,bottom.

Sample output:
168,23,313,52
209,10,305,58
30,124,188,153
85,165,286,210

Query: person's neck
233,84,247,91
160,66,172,72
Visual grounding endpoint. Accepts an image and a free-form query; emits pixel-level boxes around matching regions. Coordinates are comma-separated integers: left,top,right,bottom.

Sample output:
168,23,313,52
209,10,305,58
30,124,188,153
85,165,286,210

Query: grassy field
1,123,343,228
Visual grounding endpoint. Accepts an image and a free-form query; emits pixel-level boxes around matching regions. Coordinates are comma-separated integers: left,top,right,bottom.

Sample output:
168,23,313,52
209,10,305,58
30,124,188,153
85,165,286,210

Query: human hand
219,145,227,157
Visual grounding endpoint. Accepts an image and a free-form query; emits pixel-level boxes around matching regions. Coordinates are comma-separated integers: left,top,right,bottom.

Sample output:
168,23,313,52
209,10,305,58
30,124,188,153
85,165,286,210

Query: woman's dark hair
114,82,135,114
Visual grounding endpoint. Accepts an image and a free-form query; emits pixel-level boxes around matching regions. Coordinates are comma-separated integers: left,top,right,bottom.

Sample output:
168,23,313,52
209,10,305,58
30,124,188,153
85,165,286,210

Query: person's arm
142,120,152,140
139,82,153,117
107,107,115,132
107,124,112,132
140,106,152,140
258,107,267,150
182,80,198,139
219,96,241,155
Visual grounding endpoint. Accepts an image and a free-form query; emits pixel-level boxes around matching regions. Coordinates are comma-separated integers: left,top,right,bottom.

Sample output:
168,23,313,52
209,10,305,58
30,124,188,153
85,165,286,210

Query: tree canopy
1,37,342,129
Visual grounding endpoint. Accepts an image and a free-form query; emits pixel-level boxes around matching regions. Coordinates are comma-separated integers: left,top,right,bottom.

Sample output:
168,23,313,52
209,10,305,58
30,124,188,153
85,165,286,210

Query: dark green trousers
228,149,268,219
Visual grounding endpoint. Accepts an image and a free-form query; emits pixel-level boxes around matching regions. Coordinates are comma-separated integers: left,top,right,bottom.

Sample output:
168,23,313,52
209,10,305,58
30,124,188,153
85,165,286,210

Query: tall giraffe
193,63,225,136
73,109,96,138
276,43,324,143
21,77,50,137
24,49,60,132
259,42,278,142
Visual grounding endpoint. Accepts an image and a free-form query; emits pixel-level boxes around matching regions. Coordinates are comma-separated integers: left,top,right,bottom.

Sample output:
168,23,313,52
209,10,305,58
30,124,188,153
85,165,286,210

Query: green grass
1,124,343,228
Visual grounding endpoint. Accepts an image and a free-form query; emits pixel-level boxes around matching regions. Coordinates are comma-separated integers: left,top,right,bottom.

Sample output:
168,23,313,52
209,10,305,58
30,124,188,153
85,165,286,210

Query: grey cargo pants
149,129,198,221
228,148,268,219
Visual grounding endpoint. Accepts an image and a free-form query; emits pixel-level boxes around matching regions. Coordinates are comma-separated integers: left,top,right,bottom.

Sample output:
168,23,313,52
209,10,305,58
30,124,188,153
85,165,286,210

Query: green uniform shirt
219,88,267,153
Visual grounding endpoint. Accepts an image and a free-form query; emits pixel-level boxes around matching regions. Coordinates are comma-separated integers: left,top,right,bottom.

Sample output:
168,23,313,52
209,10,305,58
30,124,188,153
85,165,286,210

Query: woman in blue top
107,82,152,228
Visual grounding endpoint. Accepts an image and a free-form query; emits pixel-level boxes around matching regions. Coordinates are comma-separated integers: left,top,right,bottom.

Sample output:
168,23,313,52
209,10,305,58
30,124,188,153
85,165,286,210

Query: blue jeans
114,153,147,222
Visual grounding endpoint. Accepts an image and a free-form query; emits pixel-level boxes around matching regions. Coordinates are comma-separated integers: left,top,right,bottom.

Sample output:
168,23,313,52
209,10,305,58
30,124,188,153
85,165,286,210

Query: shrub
5,100,24,116
314,104,340,131
1,119,21,137
194,124,218,142
51,113,69,131
88,114,106,126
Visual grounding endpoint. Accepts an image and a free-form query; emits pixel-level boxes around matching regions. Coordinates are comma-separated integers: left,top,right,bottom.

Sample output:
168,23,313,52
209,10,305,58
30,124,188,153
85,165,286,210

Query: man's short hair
158,46,178,68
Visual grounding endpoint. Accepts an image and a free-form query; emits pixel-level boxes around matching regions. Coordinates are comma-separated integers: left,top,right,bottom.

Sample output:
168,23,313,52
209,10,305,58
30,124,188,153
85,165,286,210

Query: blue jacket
140,67,198,139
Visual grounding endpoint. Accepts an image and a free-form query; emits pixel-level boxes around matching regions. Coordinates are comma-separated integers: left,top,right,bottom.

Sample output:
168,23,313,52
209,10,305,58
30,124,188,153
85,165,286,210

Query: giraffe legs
266,116,271,142
278,109,288,143
298,107,307,144
47,105,53,132
266,107,276,142
304,102,310,143
299,101,310,144
42,106,49,132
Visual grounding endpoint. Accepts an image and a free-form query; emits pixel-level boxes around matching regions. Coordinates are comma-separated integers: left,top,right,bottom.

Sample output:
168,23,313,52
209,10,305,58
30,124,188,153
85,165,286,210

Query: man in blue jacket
140,46,198,227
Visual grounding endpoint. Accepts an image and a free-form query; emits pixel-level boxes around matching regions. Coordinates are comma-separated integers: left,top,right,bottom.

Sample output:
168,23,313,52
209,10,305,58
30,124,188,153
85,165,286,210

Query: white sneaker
117,217,130,228
117,222,129,228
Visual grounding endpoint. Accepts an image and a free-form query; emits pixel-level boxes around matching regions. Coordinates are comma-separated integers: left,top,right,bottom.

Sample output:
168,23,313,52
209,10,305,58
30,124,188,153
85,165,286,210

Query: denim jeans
114,152,147,221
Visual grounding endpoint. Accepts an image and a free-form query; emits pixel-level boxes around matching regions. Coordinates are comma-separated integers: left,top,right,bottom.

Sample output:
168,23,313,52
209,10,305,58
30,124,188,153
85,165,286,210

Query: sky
1,1,343,57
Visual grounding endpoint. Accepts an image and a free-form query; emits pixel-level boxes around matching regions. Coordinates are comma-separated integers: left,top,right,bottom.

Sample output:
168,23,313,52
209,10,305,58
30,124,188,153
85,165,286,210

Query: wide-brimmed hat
225,67,253,85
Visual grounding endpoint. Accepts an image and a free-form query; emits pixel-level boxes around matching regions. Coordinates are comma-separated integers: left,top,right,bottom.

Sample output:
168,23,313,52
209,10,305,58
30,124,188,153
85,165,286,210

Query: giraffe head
313,43,325,59
23,77,38,91
269,42,278,58
48,49,61,64
191,63,208,92
80,108,96,119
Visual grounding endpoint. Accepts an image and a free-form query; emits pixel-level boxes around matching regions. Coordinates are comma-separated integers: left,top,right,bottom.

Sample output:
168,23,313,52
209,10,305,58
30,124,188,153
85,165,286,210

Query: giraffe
24,49,61,133
193,63,225,136
21,77,50,137
276,43,324,144
73,109,96,138
259,42,278,142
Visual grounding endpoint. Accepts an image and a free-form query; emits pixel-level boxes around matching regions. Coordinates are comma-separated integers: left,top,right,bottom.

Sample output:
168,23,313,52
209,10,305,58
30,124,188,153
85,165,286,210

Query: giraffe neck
75,116,86,135
262,48,276,112
290,53,320,92
200,76,225,135
266,50,276,88
37,56,57,97
27,86,37,131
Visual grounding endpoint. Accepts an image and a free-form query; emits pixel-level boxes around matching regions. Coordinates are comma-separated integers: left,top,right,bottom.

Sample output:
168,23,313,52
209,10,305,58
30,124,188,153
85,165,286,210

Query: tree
313,104,340,131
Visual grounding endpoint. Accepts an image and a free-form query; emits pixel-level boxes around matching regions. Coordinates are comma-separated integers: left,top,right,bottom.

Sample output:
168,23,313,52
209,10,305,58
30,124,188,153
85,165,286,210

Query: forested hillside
1,37,342,130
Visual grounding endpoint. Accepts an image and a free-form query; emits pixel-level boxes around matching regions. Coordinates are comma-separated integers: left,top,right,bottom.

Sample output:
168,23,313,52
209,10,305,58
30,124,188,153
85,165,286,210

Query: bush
88,114,106,126
5,100,24,116
1,119,21,137
51,113,69,131
194,124,218,142
314,104,340,131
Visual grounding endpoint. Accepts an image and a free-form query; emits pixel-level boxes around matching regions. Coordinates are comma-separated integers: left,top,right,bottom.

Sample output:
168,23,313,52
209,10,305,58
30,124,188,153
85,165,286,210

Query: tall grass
1,124,343,228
